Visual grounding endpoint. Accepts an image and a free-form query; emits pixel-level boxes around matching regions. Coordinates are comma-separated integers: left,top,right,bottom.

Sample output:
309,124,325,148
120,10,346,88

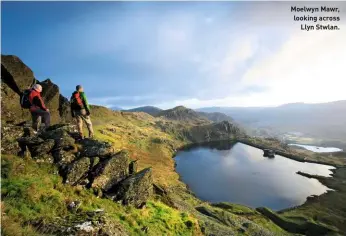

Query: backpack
70,92,84,110
20,89,32,109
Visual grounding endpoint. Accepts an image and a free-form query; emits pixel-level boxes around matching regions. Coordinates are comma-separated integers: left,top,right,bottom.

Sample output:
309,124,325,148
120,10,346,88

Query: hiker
70,85,94,139
28,84,51,131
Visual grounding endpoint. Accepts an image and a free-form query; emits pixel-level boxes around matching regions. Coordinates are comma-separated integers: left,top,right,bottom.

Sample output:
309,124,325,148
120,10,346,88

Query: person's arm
80,92,90,111
33,96,47,111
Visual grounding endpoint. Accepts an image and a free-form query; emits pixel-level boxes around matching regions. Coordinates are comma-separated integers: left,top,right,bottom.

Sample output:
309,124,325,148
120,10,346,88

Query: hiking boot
76,133,84,141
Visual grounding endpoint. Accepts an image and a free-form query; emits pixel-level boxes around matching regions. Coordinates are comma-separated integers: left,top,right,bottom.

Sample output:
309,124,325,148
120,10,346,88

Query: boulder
89,151,130,191
17,136,45,146
52,150,76,165
39,79,59,109
53,135,75,151
1,55,71,124
58,94,71,122
40,126,71,140
1,55,35,93
63,157,91,185
1,125,24,154
40,125,76,151
107,168,153,208
30,139,55,160
17,136,55,163
129,160,138,175
79,139,114,158
45,123,77,133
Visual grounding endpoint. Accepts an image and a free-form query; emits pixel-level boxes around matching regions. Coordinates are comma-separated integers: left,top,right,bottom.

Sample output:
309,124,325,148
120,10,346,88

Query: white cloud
218,35,258,79
155,24,346,108
50,2,346,108
241,28,346,105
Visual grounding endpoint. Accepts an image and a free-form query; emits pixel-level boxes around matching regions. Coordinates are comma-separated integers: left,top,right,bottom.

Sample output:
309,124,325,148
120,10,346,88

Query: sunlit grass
1,155,199,235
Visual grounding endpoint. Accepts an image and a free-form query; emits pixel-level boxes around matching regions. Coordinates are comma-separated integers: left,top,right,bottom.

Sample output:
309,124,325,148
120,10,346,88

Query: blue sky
2,1,346,109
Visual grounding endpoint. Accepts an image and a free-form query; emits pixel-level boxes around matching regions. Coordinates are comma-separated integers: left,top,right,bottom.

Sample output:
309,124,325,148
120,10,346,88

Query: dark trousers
31,109,51,131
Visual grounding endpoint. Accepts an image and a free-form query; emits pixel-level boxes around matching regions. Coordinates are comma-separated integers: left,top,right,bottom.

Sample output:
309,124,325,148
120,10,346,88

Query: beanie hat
33,84,42,92
76,85,82,91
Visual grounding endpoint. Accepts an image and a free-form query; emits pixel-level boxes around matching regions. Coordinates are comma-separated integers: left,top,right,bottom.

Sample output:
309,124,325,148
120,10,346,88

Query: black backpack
20,89,32,109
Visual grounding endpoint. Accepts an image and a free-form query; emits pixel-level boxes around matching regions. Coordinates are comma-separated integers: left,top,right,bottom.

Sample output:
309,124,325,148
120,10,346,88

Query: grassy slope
279,168,346,233
240,137,346,234
1,155,199,236
2,106,345,235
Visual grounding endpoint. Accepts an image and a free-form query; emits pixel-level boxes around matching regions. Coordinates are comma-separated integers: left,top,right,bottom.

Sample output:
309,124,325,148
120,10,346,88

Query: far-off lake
175,142,335,210
288,143,343,153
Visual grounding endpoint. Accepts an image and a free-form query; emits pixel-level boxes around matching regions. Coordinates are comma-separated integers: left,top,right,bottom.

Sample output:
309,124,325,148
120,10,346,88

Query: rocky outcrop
90,151,130,192
187,121,245,143
63,157,91,185
79,139,114,157
1,55,71,124
106,168,153,208
2,123,153,208
1,125,24,155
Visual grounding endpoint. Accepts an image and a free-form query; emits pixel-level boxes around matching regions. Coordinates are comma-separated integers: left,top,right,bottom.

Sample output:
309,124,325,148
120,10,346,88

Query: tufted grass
1,155,200,236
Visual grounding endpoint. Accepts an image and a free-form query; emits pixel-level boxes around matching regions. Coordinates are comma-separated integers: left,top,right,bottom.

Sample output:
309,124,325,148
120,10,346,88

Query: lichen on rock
106,168,153,208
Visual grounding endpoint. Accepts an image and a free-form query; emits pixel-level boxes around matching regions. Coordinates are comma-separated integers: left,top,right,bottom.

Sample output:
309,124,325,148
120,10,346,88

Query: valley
1,55,346,235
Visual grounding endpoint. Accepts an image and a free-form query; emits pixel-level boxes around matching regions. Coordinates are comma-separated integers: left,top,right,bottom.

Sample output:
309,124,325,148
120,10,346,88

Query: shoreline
172,138,338,213
238,139,344,168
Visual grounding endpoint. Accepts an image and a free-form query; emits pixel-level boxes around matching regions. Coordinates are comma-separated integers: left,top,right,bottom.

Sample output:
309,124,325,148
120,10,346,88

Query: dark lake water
175,142,335,210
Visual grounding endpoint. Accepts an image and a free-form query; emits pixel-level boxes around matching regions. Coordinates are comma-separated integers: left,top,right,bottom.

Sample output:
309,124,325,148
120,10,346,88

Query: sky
2,1,346,109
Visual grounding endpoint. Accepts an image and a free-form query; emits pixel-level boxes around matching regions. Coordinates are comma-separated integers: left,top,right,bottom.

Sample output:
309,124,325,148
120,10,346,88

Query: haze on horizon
2,1,346,109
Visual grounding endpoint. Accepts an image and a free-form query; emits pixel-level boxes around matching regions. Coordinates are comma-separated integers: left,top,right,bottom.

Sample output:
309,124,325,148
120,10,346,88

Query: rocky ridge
2,124,152,207
2,123,153,208
1,55,71,124
1,123,153,234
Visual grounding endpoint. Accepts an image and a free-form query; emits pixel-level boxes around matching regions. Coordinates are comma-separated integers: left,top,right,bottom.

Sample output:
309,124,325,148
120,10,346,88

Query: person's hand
46,109,49,112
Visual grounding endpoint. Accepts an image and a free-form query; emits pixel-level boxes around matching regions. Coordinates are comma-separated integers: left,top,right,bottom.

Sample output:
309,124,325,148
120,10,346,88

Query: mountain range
197,101,346,141
124,106,234,124
124,101,346,146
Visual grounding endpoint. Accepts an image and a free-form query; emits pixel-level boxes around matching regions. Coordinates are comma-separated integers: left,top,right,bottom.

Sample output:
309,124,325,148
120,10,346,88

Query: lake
288,144,343,153
175,142,335,210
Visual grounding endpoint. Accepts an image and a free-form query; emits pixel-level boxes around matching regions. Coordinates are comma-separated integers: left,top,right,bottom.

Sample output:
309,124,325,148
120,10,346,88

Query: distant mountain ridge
125,105,235,124
197,111,234,123
126,106,162,116
197,101,346,141
156,106,210,124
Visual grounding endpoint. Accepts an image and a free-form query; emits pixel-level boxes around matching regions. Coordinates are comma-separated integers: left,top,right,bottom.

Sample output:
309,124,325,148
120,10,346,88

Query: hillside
125,106,234,124
126,106,162,116
156,106,211,125
2,55,346,235
2,55,273,236
197,111,234,123
198,101,346,143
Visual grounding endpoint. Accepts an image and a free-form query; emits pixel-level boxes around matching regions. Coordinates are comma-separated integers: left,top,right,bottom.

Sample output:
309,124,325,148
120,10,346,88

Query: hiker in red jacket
28,84,51,131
